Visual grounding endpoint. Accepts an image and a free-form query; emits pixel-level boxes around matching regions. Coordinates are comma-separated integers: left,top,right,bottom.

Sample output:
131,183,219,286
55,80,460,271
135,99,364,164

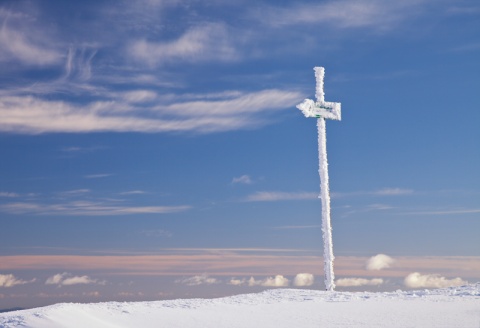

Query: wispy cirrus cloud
0,192,19,198
3,45,102,98
84,173,113,179
402,208,480,215
0,3,304,136
120,190,147,195
0,11,62,66
232,175,253,185
60,146,106,154
273,225,321,230
446,4,480,15
373,188,414,196
0,201,190,216
332,188,414,198
160,89,301,118
57,189,91,196
255,0,428,31
61,46,97,82
99,0,182,36
0,89,302,134
244,191,317,202
129,23,238,66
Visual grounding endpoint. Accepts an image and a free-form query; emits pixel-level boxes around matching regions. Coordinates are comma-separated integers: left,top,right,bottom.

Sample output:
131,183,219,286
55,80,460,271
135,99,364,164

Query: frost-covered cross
297,67,341,291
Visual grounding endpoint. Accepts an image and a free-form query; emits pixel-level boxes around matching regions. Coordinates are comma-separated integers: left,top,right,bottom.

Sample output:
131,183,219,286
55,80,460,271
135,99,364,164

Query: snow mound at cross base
1,283,479,328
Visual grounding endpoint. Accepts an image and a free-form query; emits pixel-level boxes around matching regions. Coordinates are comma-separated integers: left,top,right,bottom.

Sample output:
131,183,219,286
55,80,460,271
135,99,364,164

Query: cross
296,67,341,291
297,67,341,120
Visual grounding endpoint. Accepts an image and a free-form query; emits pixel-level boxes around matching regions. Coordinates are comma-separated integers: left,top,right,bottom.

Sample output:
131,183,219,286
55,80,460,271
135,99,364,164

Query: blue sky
1,0,479,309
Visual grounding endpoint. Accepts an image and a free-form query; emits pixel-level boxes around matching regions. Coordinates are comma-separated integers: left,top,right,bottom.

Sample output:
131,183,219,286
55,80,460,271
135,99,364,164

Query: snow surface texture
1,284,479,328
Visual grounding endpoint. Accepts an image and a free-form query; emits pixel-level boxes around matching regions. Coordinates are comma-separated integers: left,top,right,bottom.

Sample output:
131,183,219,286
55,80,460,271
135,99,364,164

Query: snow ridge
1,284,479,328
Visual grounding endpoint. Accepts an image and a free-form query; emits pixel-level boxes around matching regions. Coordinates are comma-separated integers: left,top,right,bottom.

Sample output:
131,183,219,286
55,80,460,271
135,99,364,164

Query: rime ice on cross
297,67,341,120
296,67,341,292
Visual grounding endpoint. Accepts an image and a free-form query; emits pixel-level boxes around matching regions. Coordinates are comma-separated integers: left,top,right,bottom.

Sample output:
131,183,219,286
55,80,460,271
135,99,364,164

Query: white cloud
248,275,290,287
99,0,182,37
84,173,112,179
162,89,301,118
60,146,104,154
0,89,301,134
293,273,314,287
232,175,253,185
404,208,480,215
245,191,317,202
62,276,99,286
176,274,220,286
228,278,246,286
45,273,101,286
0,192,19,198
230,275,293,287
373,188,413,196
45,273,64,285
333,188,414,198
366,254,395,271
273,225,321,230
447,5,480,15
336,278,384,287
257,0,427,31
404,272,467,289
0,274,35,288
129,23,237,66
0,17,61,66
120,190,147,195
367,204,394,210
122,90,158,103
61,189,91,195
62,47,97,82
0,201,190,216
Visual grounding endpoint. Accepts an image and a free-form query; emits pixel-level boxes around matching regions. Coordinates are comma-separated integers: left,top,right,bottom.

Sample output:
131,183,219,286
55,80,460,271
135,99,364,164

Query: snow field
1,284,479,328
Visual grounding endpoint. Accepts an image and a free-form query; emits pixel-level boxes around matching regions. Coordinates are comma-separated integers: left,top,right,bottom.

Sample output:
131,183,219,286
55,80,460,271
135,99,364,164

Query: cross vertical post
296,67,341,291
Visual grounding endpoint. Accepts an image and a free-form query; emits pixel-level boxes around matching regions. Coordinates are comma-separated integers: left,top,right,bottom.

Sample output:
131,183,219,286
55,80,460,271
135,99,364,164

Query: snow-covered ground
1,284,479,328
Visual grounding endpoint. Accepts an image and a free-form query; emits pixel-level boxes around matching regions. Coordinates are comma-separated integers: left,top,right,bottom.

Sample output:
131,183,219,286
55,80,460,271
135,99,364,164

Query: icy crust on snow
1,284,479,328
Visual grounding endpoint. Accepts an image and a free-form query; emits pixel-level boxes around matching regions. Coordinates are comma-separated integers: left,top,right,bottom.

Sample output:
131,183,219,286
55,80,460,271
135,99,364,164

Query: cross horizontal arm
297,99,341,120
296,67,341,120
